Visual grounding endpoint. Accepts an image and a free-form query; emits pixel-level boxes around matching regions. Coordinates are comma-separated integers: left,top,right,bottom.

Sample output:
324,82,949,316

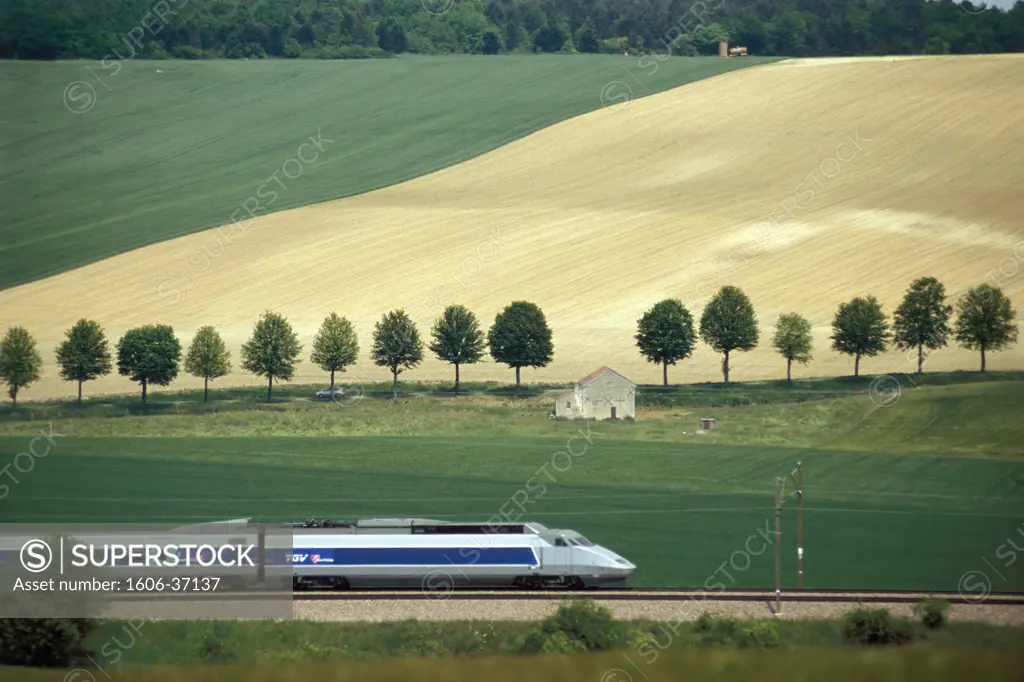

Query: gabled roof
577,366,636,388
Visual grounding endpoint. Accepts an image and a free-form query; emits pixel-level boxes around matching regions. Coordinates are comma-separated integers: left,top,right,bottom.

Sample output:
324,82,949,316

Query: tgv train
0,518,636,591
289,518,636,590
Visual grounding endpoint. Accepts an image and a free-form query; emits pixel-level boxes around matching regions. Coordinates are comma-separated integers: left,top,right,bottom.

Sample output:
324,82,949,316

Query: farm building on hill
554,367,636,420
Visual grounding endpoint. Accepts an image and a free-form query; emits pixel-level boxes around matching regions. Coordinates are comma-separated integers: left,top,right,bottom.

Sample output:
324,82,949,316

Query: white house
554,367,636,420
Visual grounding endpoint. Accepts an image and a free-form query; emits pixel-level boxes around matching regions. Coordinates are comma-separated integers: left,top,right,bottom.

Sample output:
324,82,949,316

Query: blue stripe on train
289,547,539,566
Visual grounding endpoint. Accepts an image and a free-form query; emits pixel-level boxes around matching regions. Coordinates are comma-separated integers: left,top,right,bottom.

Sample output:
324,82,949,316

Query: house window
565,401,571,408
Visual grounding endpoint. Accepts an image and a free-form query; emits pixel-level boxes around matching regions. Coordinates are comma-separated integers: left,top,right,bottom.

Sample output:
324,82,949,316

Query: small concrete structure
554,367,636,421
700,418,716,430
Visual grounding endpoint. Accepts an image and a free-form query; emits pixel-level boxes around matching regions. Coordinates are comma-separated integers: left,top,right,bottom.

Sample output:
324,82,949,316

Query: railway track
290,588,1024,605
106,587,1024,606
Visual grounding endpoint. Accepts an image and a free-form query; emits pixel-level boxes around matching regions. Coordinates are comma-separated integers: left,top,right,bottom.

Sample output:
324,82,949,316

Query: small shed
554,367,636,421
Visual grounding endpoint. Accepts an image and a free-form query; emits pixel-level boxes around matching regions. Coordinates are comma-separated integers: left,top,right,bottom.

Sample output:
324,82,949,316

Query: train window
555,538,568,547
574,537,595,547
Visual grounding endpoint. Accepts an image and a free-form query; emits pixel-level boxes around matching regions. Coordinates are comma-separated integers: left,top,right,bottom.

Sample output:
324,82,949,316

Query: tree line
2,0,1022,61
0,280,1017,406
636,279,1017,386
0,301,554,405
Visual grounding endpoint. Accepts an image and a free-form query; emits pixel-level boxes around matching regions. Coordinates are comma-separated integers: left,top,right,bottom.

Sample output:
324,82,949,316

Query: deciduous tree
241,311,302,401
184,326,232,402
116,325,181,402
953,284,1018,372
0,326,42,408
310,313,359,392
699,286,759,383
893,277,951,374
635,299,696,386
488,301,553,392
429,305,485,395
371,310,423,398
55,319,111,402
830,296,889,377
772,313,813,382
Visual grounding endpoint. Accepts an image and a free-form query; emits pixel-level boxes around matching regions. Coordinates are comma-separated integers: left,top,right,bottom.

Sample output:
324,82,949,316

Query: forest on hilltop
2,0,1023,60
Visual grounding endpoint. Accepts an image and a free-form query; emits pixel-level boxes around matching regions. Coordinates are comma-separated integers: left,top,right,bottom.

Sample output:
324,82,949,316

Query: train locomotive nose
614,557,636,576
596,549,636,581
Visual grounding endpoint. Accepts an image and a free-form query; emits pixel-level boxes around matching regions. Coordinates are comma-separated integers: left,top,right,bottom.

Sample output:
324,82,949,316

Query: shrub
690,614,779,649
740,621,781,649
0,619,95,667
525,629,588,654
520,599,630,654
843,608,914,646
599,37,629,53
914,599,949,630
171,45,206,59
693,612,741,645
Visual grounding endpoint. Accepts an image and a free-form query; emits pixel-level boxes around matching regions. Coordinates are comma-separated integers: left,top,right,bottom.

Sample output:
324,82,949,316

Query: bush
520,599,630,654
526,629,588,654
842,608,914,646
283,38,302,58
600,37,629,54
692,612,739,645
741,621,781,649
303,44,393,59
914,599,949,630
690,613,779,649
0,619,95,667
171,45,206,59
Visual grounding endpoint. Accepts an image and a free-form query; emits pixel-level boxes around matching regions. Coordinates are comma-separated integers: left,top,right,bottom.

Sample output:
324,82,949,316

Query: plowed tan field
4,55,1023,400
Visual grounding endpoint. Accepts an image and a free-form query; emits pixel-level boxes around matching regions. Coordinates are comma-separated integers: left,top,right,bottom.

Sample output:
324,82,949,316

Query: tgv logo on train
289,553,333,564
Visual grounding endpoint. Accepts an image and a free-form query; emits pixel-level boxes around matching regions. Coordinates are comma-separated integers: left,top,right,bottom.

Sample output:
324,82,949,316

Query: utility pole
796,462,804,588
774,462,804,613
774,477,782,613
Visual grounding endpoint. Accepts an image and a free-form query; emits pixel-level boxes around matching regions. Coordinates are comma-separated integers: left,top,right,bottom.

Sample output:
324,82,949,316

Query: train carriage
290,518,635,590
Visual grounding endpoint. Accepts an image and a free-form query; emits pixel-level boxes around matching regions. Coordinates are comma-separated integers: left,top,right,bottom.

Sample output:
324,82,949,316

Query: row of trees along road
635,279,1017,385
0,301,554,404
0,282,1017,405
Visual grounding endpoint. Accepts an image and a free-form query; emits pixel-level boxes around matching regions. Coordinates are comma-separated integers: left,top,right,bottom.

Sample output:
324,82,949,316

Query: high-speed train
289,518,636,590
0,518,636,591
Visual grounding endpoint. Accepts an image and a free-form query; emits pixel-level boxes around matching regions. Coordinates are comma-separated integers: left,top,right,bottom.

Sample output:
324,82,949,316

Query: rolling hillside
2,55,1023,400
0,55,772,289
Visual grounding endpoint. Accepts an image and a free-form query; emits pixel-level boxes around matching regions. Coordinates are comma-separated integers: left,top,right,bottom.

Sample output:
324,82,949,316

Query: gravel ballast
292,598,1024,625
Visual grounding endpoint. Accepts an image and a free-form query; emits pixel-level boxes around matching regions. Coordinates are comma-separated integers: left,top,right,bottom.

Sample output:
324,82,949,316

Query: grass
5,647,1024,682
0,373,1021,591
69,617,1023,667
0,55,778,289
3,372,1022,457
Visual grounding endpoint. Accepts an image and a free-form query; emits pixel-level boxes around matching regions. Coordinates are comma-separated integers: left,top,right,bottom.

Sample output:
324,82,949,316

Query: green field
0,55,777,289
1,373,1021,591
6,647,1023,682
69,616,1024,667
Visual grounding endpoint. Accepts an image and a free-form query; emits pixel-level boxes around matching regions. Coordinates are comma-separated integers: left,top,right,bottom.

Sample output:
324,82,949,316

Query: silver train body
289,518,636,589
0,518,636,591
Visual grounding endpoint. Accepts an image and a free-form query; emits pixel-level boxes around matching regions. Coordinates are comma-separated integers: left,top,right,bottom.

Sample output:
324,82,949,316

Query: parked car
315,387,344,400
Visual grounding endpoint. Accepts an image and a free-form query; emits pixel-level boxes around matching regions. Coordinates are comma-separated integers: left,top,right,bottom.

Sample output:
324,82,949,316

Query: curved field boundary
0,55,777,290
